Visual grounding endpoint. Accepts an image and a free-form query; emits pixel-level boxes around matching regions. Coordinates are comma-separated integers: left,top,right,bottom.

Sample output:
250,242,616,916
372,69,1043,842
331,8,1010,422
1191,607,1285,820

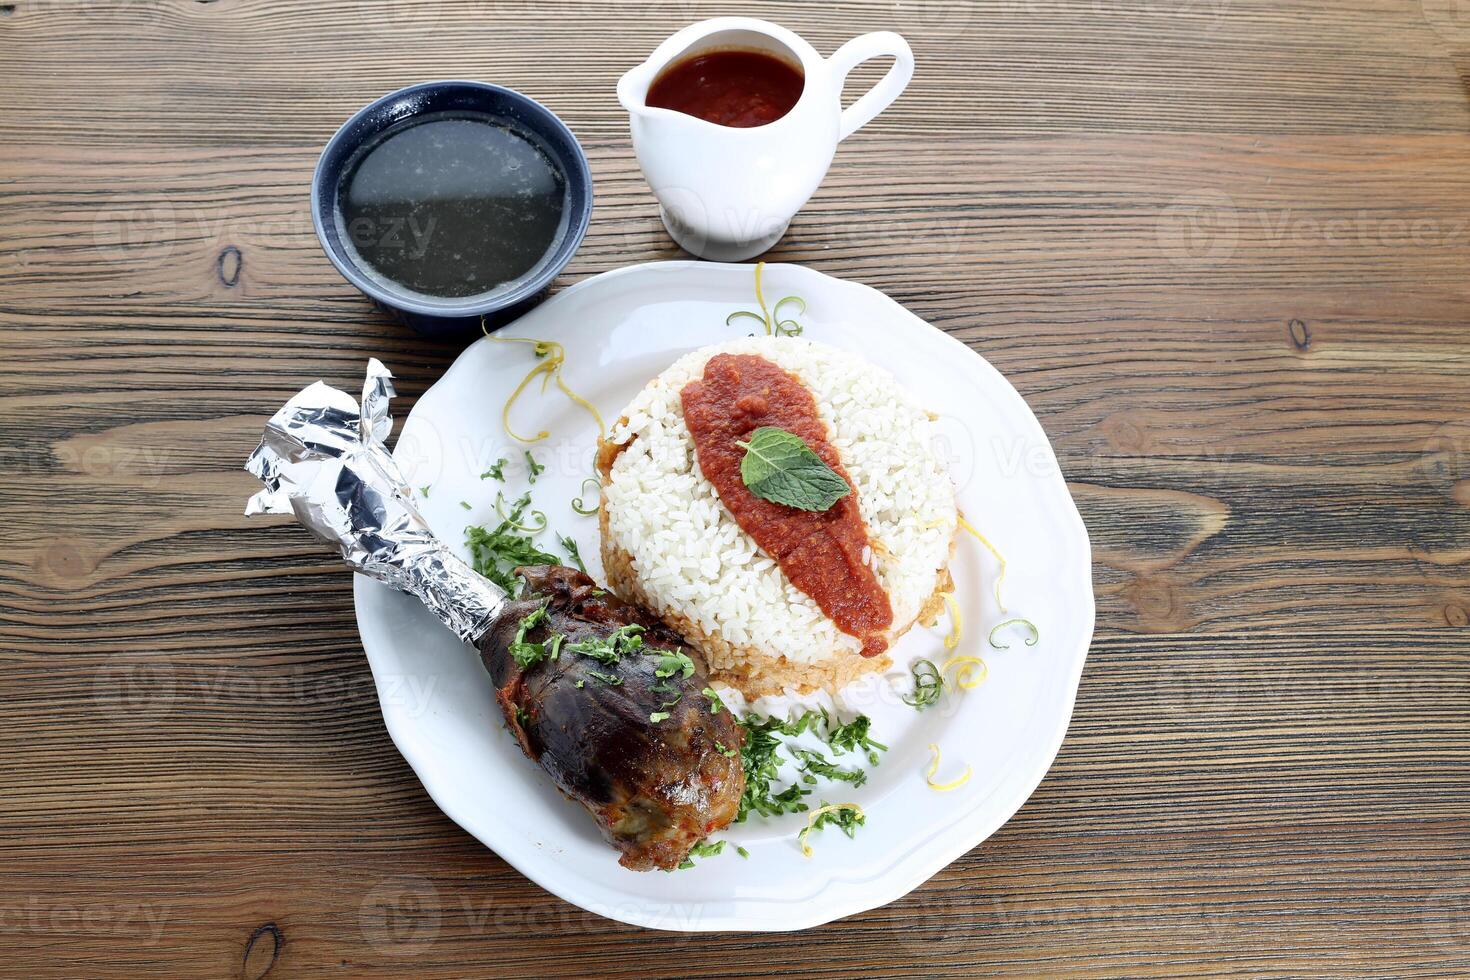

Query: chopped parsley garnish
651,684,683,716
508,601,554,668
419,485,430,497
584,668,622,686
564,623,645,664
690,839,728,858
654,650,695,680
459,500,471,511
714,740,736,758
481,458,508,481
735,710,887,821
525,451,546,483
672,838,749,870
824,711,888,766
649,710,671,723
736,715,811,821
791,747,867,787
703,686,726,714
558,534,587,573
494,490,547,532
464,495,561,594
902,658,944,711
797,803,865,855
770,783,808,812
755,709,823,738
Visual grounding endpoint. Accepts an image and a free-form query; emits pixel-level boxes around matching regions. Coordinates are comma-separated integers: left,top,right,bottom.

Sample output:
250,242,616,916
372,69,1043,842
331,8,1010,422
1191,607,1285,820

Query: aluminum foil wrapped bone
245,358,506,643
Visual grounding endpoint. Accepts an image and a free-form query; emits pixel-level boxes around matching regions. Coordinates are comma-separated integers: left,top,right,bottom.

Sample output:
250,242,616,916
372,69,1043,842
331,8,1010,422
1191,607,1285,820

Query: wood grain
2,0,1469,976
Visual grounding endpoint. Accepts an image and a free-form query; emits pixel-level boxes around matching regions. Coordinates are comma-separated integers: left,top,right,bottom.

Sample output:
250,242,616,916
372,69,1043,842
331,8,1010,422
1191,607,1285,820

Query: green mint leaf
736,426,851,512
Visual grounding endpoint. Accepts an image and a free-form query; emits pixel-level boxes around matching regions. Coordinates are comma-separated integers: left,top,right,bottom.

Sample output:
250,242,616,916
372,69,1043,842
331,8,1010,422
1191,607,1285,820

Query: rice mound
598,336,957,698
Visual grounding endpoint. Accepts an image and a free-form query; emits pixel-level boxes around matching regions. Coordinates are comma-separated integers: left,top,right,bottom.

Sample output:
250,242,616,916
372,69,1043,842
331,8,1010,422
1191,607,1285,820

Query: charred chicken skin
480,565,745,871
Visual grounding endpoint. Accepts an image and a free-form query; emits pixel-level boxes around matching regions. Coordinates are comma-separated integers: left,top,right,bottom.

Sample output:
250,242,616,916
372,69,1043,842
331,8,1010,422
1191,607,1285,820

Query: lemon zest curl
925,743,972,792
939,592,962,651
940,654,988,690
957,515,1008,614
485,330,606,444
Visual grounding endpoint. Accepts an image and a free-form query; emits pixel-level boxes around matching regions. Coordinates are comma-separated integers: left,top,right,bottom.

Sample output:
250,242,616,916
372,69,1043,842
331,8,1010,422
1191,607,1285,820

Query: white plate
353,261,1094,932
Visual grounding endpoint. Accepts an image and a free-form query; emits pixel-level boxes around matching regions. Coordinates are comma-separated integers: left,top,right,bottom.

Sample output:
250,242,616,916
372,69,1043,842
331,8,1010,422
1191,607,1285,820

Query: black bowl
311,80,593,339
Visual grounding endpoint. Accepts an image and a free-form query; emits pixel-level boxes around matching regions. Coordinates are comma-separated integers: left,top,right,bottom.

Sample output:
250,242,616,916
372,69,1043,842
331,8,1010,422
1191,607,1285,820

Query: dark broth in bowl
335,110,568,301
646,49,804,128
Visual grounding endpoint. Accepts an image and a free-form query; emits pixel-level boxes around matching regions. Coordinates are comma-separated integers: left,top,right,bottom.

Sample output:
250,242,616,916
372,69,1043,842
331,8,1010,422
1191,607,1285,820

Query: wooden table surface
4,0,1470,976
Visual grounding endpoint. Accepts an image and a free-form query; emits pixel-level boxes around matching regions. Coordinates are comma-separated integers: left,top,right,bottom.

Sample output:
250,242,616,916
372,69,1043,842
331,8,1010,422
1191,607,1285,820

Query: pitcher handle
829,31,915,142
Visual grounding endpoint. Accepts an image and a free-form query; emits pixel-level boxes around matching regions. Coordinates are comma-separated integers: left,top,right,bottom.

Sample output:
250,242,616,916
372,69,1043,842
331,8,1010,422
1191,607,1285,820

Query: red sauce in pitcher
646,49,805,128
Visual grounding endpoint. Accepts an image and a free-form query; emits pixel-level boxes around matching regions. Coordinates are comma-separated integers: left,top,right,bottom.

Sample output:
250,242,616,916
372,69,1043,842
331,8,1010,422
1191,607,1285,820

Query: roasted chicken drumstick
245,360,743,871
486,565,742,870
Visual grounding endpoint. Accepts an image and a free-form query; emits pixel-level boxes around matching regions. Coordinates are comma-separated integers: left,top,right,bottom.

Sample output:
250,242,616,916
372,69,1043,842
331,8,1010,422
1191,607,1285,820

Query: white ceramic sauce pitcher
618,18,914,262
